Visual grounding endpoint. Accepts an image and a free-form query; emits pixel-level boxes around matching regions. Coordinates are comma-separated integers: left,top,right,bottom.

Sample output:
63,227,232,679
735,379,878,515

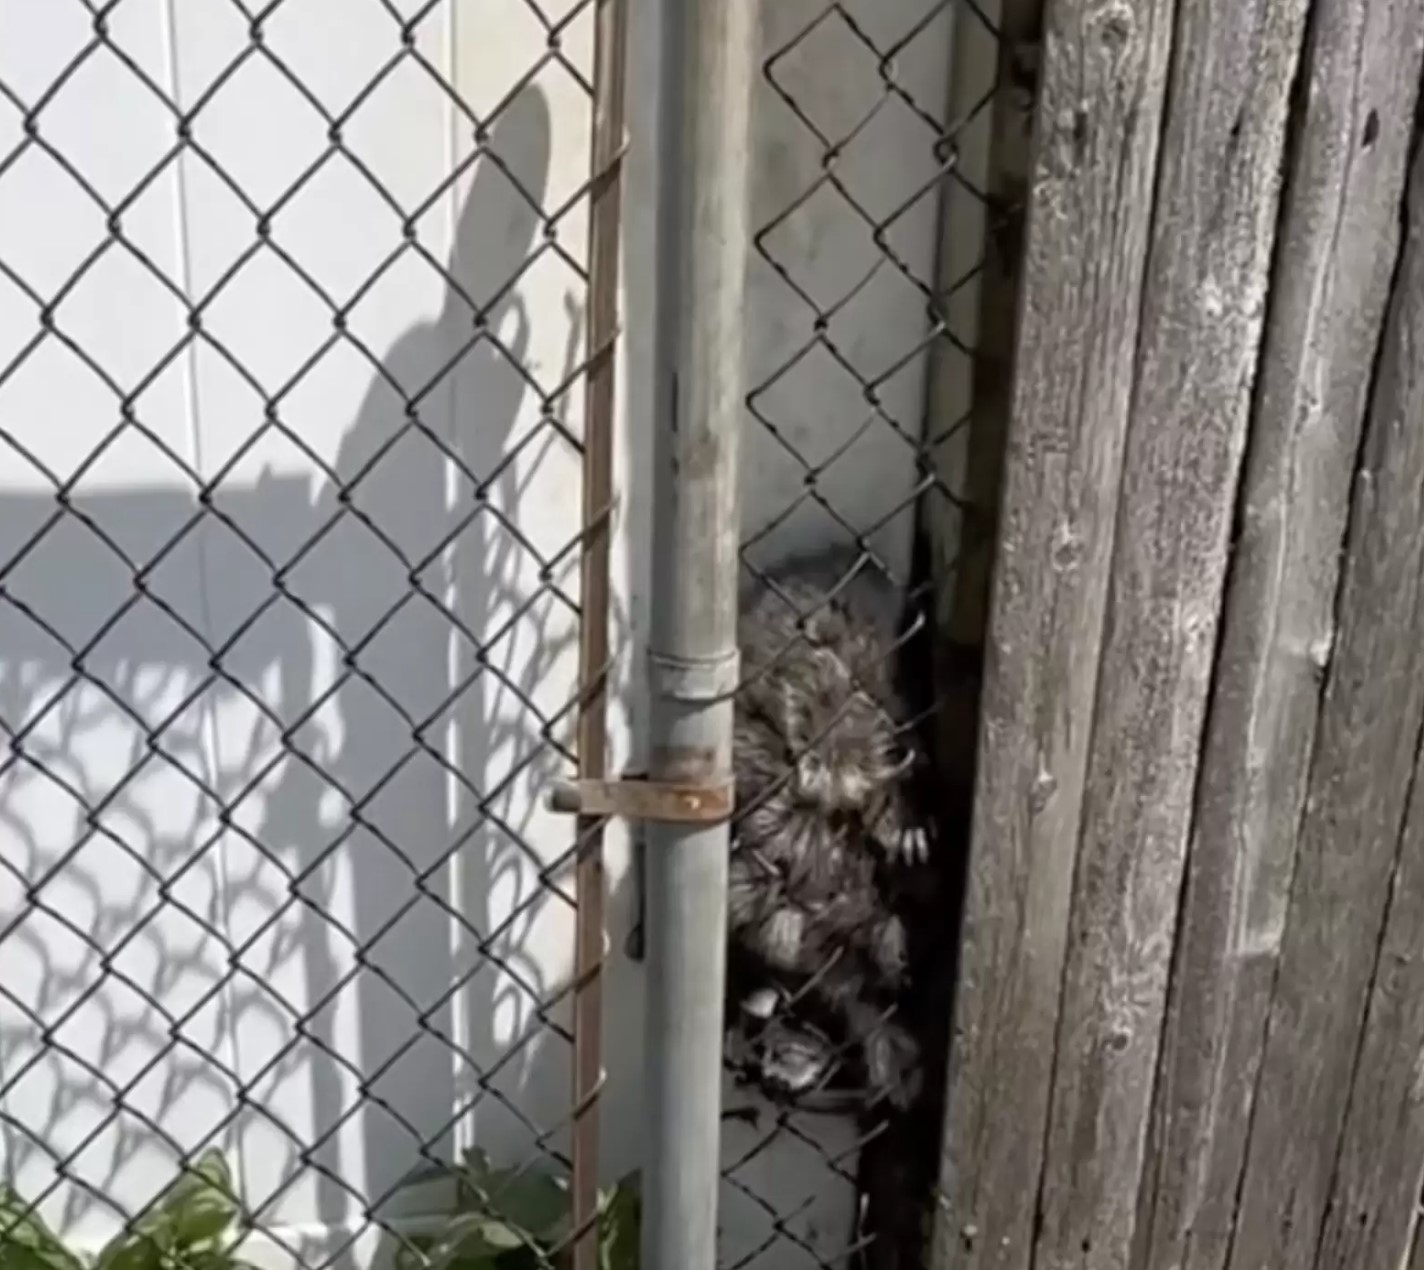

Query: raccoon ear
881,748,915,781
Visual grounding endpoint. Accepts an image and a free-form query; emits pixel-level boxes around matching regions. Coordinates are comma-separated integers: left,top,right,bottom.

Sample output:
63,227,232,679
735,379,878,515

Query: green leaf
151,1152,239,1252
162,1248,251,1270
95,1151,240,1270
0,1246,74,1270
421,1214,532,1270
453,1151,498,1207
93,1227,167,1270
452,1159,566,1246
0,1191,85,1270
441,1217,525,1253
596,1175,639,1270
394,1231,440,1270
394,1163,454,1193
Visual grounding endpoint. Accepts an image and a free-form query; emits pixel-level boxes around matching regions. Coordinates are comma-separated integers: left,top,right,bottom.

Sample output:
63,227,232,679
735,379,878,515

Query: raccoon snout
796,753,873,809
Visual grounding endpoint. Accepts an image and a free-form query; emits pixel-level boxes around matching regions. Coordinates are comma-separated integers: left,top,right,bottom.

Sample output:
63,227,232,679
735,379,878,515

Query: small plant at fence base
0,1150,253,1270
3,1150,640,1270
394,1151,639,1270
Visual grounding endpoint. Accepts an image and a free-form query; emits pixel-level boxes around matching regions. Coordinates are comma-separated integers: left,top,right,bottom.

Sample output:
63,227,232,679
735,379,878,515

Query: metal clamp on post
546,773,733,824
547,646,741,826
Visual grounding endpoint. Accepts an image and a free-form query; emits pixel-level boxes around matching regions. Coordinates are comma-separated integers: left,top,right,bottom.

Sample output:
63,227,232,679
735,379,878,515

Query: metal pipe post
641,0,757,1266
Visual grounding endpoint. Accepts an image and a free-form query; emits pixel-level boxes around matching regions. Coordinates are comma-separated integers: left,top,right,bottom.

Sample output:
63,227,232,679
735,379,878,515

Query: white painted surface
0,2,953,1266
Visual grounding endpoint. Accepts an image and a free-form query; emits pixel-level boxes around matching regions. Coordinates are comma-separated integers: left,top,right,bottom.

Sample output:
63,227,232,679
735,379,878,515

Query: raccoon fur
725,544,935,1111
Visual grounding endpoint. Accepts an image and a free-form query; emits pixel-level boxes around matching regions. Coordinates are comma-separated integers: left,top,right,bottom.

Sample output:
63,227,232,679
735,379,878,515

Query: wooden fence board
1227,129,1424,1270
928,0,1177,1264
1314,706,1424,1270
1132,2,1424,1268
1030,0,1308,1263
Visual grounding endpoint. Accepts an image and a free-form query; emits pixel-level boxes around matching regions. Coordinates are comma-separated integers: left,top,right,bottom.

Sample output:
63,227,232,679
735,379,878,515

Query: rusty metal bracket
547,772,734,824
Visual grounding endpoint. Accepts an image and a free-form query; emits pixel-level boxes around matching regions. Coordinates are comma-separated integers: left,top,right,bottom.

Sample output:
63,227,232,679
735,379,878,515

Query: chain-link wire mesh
714,1,1035,1266
0,0,1041,1267
0,4,623,1270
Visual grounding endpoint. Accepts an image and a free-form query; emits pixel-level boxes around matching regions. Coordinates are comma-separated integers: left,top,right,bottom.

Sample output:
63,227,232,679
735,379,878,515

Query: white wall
0,2,954,1267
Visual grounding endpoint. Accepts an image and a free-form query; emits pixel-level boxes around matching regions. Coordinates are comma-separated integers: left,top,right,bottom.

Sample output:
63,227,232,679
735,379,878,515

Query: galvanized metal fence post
641,0,758,1265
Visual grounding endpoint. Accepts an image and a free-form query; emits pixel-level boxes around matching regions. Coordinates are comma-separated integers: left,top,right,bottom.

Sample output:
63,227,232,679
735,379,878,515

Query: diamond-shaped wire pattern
1,2,620,1269
2,0,1032,1265
717,0,1031,1265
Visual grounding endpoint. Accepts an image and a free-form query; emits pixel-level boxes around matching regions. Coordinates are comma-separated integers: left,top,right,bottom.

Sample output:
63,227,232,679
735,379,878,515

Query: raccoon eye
796,752,828,796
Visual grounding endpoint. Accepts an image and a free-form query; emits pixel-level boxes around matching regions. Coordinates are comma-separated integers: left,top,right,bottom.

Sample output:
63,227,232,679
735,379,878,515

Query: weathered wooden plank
1226,130,1424,1270
929,0,1178,1264
1030,0,1310,1263
1132,2,1424,1267
1314,710,1424,1270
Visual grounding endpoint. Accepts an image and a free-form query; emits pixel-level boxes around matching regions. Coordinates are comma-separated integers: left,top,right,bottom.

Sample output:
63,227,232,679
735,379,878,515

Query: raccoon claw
888,823,930,865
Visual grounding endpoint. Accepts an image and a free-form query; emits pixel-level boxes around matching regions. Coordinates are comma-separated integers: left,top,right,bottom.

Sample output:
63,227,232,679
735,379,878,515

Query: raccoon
734,548,931,869
725,545,935,1111
727,942,925,1113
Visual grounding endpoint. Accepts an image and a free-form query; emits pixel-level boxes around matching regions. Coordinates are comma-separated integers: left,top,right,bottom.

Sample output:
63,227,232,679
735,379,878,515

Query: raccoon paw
740,986,781,1021
870,916,910,987
863,1021,922,1111
761,1037,836,1096
761,906,807,970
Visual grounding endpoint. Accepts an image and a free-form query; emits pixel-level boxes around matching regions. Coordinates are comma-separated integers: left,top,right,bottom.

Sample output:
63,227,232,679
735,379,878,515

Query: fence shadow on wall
0,78,635,1269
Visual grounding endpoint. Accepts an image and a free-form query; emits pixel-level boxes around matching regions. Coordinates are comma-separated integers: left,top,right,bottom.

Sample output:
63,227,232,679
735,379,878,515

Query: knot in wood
1031,763,1059,812
1092,1,1134,52
1050,522,1083,573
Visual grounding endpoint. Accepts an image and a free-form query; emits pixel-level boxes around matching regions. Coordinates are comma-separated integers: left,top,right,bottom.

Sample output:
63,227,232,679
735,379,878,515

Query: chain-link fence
0,1,1041,1269
0,4,624,1270
712,0,1034,1266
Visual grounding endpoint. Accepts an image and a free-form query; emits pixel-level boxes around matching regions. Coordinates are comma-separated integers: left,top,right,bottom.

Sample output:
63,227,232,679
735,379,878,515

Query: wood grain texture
1031,0,1309,1263
1132,2,1424,1268
1226,129,1424,1270
1314,711,1424,1270
929,0,1177,1265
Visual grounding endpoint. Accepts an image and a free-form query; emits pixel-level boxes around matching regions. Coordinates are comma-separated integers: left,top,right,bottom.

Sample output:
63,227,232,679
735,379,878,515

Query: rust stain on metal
651,743,720,783
549,775,734,824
